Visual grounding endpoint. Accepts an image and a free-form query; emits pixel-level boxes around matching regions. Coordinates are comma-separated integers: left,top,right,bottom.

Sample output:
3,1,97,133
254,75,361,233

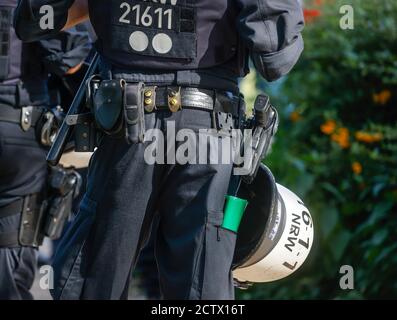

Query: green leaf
329,229,352,261
318,206,339,240
321,182,347,203
371,229,389,246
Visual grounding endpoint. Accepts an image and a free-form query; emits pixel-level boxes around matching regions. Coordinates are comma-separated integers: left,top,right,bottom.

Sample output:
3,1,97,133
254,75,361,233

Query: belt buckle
168,87,182,113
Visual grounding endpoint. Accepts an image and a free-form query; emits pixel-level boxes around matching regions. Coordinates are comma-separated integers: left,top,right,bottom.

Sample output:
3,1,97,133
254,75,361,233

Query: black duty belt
0,199,23,248
0,232,19,248
0,105,44,131
134,85,241,118
0,199,23,219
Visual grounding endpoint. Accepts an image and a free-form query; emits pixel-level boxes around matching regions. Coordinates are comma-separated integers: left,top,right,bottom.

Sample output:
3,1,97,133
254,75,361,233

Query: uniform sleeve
236,0,305,81
36,27,90,76
14,0,74,42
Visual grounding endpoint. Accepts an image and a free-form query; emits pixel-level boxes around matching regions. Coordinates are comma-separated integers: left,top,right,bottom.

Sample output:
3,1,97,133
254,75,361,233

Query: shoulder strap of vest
0,6,12,80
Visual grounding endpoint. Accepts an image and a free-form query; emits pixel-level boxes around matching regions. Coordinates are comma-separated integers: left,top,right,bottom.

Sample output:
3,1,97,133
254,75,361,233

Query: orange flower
331,127,350,149
355,131,383,144
320,120,336,135
290,111,302,123
352,162,363,175
373,90,392,105
304,9,321,23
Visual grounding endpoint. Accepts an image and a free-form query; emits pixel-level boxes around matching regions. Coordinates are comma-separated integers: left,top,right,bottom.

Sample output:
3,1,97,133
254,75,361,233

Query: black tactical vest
89,0,246,75
0,0,48,107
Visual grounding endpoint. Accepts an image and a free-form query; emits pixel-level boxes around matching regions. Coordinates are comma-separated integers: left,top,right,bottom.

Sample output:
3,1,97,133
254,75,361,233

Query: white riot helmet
232,164,314,284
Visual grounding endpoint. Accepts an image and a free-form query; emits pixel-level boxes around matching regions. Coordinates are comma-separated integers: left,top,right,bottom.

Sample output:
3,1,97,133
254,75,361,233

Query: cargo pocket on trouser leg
50,196,97,300
200,211,237,300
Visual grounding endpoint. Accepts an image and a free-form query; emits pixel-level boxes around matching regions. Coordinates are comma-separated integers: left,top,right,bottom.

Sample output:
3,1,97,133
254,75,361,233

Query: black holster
42,166,82,240
242,94,279,184
18,194,46,247
17,166,82,247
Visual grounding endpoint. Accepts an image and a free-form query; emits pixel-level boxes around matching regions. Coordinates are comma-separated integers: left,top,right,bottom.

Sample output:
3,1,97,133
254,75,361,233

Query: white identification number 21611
119,3,173,30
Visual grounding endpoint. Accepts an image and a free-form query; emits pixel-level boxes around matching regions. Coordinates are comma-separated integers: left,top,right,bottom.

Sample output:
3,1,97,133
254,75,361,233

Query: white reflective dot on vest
152,33,173,54
129,31,149,52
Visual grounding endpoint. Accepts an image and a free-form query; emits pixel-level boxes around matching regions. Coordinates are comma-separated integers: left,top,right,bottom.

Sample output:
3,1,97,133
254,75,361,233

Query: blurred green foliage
238,0,397,299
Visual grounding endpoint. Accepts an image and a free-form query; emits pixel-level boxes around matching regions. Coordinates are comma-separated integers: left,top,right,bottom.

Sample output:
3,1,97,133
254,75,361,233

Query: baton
47,53,100,166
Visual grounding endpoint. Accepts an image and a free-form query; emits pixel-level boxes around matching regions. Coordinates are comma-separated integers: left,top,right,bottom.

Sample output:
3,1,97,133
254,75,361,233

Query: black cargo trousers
0,118,48,300
52,103,238,300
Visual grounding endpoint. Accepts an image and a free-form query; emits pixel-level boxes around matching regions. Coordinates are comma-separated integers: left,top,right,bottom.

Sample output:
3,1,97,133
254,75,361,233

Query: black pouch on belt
123,82,145,144
92,79,124,136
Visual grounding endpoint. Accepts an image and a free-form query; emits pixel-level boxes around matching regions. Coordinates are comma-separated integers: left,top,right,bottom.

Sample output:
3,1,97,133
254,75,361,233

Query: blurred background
238,0,397,300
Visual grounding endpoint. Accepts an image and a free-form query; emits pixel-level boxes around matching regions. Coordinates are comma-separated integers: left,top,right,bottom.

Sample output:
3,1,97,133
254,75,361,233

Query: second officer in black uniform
14,0,304,299
0,0,90,299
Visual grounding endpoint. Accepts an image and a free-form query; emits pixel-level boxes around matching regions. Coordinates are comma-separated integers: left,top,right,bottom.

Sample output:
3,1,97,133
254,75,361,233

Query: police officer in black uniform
14,0,304,300
0,0,90,300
